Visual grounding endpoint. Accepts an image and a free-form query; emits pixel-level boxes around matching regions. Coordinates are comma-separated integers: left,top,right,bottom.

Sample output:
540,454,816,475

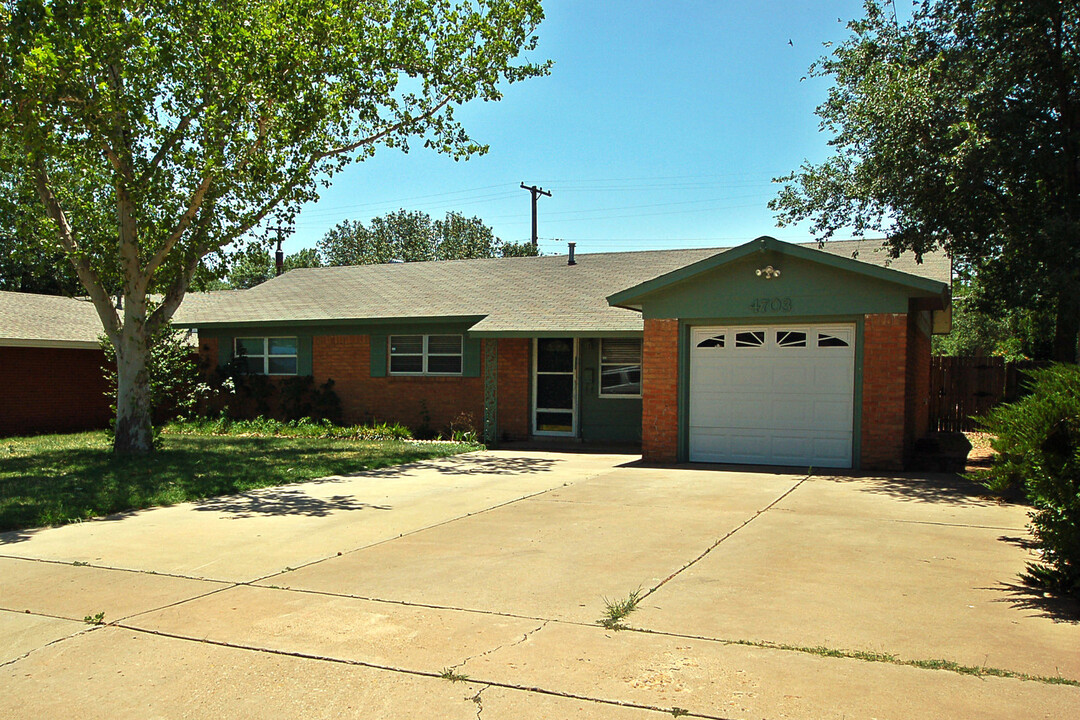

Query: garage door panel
690,324,855,468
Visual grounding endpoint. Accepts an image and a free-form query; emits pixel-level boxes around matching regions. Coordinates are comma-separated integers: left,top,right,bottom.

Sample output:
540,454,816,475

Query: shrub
164,416,414,441
972,364,1080,596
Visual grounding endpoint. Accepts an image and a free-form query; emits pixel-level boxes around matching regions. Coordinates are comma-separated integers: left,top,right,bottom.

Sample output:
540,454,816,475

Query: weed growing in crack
599,587,643,630
439,667,469,682
83,612,106,625
670,708,689,718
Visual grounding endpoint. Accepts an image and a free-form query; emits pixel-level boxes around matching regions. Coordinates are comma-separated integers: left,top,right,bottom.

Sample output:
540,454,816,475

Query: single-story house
0,290,235,437
174,236,952,470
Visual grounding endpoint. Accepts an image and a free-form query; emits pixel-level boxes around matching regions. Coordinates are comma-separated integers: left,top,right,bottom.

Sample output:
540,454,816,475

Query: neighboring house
0,290,236,437
174,236,952,470
0,292,112,436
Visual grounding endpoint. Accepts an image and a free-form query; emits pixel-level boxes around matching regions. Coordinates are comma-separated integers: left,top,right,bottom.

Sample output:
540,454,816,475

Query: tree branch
31,159,121,341
138,103,207,186
314,96,452,160
143,172,213,280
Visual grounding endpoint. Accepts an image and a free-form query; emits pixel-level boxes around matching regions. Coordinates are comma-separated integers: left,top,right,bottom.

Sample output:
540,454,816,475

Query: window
734,330,766,348
776,330,807,348
696,334,725,348
234,337,298,375
817,331,851,348
599,338,642,397
390,334,463,375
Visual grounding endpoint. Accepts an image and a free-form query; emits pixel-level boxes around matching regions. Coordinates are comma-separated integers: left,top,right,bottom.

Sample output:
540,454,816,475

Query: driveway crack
640,474,811,603
454,620,549,672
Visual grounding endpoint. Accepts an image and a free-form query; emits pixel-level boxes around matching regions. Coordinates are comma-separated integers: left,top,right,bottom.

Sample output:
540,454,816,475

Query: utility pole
269,225,294,276
520,182,551,248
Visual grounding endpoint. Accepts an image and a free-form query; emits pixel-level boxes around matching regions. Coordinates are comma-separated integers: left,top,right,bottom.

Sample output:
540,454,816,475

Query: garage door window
817,331,851,348
776,330,807,348
734,330,765,348
696,333,726,348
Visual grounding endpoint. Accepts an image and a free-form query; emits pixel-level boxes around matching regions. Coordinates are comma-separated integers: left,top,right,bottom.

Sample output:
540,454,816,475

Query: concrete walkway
1,450,1077,718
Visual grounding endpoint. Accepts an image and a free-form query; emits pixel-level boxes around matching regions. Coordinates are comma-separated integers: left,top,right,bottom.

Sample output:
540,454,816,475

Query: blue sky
286,1,897,257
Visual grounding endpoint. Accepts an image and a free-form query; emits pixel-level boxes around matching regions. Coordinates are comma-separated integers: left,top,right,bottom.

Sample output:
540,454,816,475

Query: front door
533,337,577,436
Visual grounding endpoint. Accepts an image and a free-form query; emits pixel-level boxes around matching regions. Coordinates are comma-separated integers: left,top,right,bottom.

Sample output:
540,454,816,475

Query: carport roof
172,238,951,335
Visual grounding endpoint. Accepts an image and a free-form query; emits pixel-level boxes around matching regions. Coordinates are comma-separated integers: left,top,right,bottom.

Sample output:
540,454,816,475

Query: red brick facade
496,338,531,441
641,318,680,463
0,346,112,436
860,313,909,470
311,335,485,433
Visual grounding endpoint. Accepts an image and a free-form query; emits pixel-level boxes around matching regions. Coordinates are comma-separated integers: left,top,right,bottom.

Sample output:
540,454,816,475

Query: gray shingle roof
172,239,951,335
0,290,242,348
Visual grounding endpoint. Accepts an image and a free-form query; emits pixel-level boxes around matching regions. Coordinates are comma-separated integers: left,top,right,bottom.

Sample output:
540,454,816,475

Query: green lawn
0,431,480,532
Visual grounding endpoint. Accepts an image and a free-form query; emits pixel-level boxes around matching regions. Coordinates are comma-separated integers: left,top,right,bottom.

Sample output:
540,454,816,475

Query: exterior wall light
756,265,781,279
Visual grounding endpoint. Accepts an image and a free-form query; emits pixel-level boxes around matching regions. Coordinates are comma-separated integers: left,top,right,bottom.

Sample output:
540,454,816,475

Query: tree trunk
1053,286,1080,364
113,328,155,453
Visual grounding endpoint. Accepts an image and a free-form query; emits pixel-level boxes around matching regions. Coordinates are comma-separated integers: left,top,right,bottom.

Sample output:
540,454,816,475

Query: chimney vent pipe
567,242,576,266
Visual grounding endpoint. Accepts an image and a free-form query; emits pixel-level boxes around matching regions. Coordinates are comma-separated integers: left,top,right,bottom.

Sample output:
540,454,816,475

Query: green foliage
0,0,549,451
0,430,478,531
208,246,323,290
318,209,532,265
599,588,643,630
972,364,1080,596
771,0,1080,362
83,612,106,625
933,275,1056,360
499,240,540,257
165,416,415,441
101,322,201,430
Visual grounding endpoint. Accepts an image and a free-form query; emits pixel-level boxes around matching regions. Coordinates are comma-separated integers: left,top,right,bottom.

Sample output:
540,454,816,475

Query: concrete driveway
1,450,1077,719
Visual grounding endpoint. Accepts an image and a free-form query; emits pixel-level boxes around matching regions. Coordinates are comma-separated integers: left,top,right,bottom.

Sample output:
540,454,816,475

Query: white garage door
689,324,855,468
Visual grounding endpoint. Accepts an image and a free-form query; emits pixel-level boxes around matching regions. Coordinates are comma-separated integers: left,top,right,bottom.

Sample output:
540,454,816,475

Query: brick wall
198,336,219,370
641,319,680,463
496,338,530,441
905,312,932,453
861,313,908,470
0,346,112,436
312,334,485,434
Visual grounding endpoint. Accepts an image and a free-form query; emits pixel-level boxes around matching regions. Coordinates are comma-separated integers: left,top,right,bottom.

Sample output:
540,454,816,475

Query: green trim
297,335,313,376
467,329,644,339
852,318,864,470
177,315,486,331
370,334,387,377
677,322,691,462
462,336,482,377
608,236,948,308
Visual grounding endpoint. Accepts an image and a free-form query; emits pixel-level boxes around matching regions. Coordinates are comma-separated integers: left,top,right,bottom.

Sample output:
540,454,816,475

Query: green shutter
370,334,387,377
297,335,313,376
462,336,482,377
218,335,234,366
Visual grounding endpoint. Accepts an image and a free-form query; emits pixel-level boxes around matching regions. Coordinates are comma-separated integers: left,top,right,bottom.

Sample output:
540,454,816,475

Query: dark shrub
972,364,1080,596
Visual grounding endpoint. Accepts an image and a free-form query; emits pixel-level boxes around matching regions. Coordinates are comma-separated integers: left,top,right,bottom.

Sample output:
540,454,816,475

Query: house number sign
749,297,793,313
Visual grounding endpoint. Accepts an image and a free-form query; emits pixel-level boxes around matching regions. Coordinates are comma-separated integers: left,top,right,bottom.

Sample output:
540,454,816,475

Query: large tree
0,0,548,452
771,0,1080,362
317,209,538,264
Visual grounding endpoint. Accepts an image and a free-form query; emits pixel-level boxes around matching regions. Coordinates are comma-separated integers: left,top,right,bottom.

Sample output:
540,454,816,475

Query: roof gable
607,236,950,311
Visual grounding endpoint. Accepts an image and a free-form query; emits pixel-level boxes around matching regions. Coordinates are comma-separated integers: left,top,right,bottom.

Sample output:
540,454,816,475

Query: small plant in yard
439,667,469,682
670,708,689,718
83,612,106,625
971,363,1080,598
599,588,643,630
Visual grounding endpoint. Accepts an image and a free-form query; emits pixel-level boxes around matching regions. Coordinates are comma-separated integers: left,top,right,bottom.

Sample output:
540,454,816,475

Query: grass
0,430,482,533
438,667,469,682
599,588,643,630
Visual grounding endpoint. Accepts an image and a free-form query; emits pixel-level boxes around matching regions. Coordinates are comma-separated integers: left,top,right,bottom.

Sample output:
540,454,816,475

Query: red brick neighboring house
174,237,952,470
0,292,112,436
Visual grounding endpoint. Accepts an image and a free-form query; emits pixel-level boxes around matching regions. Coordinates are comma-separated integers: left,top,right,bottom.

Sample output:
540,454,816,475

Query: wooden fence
929,356,1046,432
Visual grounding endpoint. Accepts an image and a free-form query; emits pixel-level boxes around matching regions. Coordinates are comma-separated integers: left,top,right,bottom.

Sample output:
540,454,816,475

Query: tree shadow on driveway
822,471,1016,506
334,454,559,478
193,488,391,520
